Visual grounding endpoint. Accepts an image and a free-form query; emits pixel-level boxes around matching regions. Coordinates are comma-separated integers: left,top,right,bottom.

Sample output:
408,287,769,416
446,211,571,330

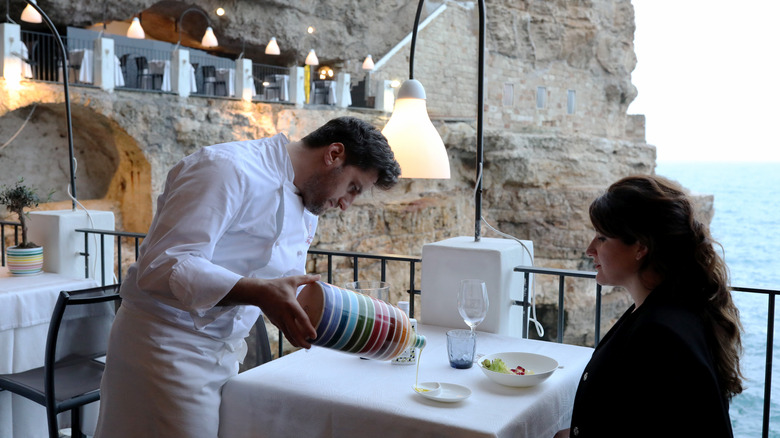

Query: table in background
149,59,171,92
220,324,593,438
0,267,98,438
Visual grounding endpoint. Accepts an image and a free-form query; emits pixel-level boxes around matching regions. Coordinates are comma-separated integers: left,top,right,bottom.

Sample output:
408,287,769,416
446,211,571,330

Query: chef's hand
223,274,320,348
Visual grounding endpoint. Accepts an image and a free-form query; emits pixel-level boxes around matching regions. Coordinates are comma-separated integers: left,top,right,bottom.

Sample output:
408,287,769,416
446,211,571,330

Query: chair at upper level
135,56,163,90
0,284,121,438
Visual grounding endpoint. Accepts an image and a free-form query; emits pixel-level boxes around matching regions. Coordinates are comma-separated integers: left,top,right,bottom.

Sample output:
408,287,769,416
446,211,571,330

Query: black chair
0,284,121,438
253,317,273,367
118,53,132,87
135,56,156,90
202,65,217,95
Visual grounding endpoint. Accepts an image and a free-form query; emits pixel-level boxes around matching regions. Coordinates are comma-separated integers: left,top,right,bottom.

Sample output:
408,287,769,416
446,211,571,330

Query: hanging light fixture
382,79,449,179
176,7,218,48
20,0,41,23
20,0,77,209
126,16,145,39
200,26,218,47
381,1,452,180
383,0,485,237
265,37,280,55
305,49,319,66
362,54,374,71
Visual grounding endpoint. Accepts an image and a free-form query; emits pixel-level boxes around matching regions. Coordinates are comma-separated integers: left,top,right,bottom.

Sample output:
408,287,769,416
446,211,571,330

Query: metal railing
252,63,291,102
0,221,21,266
67,228,777,436
190,53,236,97
114,44,174,92
513,265,777,438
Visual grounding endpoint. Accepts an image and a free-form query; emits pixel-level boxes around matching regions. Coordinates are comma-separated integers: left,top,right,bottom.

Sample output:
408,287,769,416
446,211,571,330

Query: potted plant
0,179,52,275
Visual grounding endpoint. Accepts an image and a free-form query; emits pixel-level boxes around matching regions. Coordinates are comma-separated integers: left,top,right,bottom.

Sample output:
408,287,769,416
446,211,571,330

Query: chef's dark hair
302,117,401,190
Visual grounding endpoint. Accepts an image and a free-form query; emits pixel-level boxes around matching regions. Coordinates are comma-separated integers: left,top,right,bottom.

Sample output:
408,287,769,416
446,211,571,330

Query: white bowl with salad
479,352,559,387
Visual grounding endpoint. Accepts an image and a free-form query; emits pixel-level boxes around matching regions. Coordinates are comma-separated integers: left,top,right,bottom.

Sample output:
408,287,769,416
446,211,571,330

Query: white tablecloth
0,267,98,438
68,49,92,83
216,68,235,96
220,324,593,438
149,59,171,92
20,44,32,79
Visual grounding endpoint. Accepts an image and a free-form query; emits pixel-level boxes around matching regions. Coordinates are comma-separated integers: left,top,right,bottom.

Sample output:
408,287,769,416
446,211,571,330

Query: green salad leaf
481,358,510,374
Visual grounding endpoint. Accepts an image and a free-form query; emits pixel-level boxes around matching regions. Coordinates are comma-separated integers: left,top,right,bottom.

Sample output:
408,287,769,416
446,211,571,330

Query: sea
655,162,780,438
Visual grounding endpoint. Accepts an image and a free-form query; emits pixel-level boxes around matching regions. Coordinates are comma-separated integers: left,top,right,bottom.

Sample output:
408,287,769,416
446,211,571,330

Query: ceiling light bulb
20,0,42,23
305,49,319,66
126,17,146,39
382,79,451,179
362,55,375,71
201,26,218,48
216,8,225,16
265,37,280,55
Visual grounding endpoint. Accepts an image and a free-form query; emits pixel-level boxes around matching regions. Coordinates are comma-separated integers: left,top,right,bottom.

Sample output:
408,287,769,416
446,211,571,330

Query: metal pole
475,0,485,242
24,0,76,210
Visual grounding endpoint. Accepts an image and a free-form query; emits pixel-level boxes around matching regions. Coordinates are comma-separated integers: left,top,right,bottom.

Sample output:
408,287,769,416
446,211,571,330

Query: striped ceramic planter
6,246,44,276
298,281,426,361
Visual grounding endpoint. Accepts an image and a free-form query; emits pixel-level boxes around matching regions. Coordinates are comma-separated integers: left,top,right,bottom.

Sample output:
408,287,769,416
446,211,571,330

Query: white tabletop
219,324,593,438
0,267,97,333
149,59,171,92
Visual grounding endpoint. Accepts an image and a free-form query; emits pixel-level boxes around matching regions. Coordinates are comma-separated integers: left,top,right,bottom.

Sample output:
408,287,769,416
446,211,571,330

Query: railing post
94,37,115,91
1,23,23,82
171,48,191,97
522,272,530,339
288,66,305,105
335,71,351,107
762,293,775,438
235,57,253,101
557,275,565,343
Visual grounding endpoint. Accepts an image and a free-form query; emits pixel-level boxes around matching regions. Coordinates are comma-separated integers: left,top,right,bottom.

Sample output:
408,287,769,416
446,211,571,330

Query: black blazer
568,287,733,437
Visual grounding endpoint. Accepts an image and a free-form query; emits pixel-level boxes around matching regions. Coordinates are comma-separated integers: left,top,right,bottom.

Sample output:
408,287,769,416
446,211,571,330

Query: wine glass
457,279,488,333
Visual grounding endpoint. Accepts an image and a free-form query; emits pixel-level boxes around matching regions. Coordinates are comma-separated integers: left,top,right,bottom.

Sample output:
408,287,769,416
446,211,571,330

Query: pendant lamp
20,0,41,23
265,37,280,55
362,54,374,71
126,17,145,39
305,49,319,66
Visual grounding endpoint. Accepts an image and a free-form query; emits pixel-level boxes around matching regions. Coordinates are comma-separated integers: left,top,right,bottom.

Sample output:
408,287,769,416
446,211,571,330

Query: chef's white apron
95,180,316,438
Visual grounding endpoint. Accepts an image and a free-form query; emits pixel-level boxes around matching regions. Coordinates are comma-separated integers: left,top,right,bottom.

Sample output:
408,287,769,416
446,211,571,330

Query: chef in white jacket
94,117,401,437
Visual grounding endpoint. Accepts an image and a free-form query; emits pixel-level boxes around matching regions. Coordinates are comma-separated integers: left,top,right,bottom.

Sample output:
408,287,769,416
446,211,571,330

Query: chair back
135,56,149,73
202,65,216,81
44,284,121,415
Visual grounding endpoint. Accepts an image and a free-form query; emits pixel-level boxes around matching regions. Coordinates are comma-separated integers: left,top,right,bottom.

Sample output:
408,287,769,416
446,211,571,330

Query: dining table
0,266,98,438
219,324,593,438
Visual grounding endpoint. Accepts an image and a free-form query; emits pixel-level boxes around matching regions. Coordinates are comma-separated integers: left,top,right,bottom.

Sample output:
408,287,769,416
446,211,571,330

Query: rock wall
0,0,714,350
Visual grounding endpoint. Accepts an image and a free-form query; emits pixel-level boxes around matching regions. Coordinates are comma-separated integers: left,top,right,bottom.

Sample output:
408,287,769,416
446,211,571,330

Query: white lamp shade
265,37,280,55
305,49,319,66
201,26,218,47
362,55,375,71
127,17,146,39
382,80,451,179
21,1,42,23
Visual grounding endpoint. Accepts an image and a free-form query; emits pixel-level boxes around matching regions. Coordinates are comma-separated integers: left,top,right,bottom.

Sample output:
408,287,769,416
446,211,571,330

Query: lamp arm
176,6,212,45
24,0,77,210
408,0,426,80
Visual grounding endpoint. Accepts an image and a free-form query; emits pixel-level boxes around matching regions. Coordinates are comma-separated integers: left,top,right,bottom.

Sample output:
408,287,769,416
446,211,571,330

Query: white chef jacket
95,133,318,438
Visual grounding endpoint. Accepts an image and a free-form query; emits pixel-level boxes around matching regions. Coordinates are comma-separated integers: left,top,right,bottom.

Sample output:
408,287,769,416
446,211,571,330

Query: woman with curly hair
556,175,743,438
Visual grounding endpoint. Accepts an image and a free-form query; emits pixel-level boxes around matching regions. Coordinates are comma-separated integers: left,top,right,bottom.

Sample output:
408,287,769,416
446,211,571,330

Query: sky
628,1,780,163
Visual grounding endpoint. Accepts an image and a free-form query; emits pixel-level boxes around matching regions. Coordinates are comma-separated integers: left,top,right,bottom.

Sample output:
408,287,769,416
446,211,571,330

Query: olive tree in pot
0,179,52,275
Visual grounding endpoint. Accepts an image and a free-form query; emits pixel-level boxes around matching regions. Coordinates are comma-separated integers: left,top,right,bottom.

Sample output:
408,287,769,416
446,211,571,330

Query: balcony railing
513,265,777,438
2,225,772,437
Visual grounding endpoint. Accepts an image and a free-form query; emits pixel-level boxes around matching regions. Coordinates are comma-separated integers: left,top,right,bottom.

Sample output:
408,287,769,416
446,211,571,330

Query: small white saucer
413,382,471,403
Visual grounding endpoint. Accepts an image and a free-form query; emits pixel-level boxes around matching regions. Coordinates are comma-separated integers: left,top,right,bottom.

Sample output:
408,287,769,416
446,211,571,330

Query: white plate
413,382,471,403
